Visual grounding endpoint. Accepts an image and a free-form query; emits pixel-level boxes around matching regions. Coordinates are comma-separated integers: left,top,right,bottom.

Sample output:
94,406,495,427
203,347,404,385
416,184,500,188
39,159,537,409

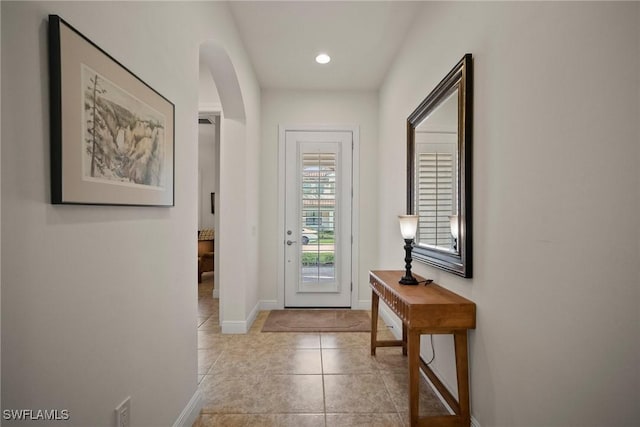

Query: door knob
286,240,297,246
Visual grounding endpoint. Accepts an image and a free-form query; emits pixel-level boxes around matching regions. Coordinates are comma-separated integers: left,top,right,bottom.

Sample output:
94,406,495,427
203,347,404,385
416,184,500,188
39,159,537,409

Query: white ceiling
228,1,422,90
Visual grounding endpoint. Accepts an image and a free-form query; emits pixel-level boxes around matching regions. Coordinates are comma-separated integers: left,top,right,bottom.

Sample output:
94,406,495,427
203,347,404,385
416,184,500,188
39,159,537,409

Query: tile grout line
379,367,406,425
204,348,224,375
319,332,328,427
372,330,407,425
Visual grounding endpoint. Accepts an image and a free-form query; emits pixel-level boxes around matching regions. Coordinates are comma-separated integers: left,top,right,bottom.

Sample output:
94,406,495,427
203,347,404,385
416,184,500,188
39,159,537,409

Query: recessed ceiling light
315,53,331,64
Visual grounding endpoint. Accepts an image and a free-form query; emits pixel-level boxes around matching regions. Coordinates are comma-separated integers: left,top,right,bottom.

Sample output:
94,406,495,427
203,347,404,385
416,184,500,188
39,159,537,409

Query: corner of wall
221,300,259,334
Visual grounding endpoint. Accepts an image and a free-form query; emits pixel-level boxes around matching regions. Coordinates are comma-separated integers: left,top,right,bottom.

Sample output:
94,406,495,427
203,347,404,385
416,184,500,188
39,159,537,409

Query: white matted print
49,15,174,206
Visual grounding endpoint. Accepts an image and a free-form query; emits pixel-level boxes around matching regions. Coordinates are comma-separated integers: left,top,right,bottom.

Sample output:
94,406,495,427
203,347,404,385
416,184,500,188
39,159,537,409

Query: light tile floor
193,274,447,427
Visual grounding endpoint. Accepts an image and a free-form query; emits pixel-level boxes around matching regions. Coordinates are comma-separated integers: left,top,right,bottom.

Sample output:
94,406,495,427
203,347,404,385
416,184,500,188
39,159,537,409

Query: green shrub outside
301,252,334,265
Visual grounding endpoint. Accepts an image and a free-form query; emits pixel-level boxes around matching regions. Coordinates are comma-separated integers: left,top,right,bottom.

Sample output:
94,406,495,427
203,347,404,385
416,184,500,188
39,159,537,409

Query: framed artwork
211,193,215,214
49,15,175,206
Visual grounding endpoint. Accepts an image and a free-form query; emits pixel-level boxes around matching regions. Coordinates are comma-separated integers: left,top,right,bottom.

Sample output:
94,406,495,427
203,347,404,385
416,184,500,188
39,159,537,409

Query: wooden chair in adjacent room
197,229,214,283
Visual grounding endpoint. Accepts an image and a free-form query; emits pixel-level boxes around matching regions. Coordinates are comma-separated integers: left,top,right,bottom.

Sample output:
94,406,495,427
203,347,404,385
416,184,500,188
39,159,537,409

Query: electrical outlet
115,397,131,427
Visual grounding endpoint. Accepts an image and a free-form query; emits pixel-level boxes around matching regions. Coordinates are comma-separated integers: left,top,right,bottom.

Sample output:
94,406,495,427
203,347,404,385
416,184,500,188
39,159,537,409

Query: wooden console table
369,270,476,427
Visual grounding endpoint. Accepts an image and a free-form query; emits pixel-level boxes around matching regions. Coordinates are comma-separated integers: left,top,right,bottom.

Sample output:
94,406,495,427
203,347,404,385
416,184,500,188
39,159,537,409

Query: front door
284,130,352,307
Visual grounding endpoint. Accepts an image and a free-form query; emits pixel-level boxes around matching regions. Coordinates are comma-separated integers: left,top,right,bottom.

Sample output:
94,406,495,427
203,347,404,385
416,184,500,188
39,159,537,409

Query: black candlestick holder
399,238,419,285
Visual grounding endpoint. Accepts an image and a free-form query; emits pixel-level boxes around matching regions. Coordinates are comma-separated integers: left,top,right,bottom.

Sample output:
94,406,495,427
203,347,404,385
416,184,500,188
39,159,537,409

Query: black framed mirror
407,54,472,278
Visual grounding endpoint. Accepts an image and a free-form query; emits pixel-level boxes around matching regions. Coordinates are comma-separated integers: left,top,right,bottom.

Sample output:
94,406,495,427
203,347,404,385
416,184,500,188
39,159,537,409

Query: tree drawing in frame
82,64,166,188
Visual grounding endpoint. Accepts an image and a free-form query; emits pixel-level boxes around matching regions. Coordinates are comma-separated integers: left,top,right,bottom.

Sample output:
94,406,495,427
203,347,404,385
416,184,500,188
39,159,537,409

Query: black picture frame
407,54,473,278
211,193,215,214
49,15,175,206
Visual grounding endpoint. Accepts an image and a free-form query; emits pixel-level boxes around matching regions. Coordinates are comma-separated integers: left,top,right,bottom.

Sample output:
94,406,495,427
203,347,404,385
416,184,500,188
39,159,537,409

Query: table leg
371,290,379,356
402,322,408,356
454,330,471,426
408,328,420,426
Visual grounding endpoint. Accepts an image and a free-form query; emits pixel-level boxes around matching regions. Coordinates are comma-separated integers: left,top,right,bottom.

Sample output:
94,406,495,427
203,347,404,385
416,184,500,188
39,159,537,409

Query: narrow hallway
192,274,447,426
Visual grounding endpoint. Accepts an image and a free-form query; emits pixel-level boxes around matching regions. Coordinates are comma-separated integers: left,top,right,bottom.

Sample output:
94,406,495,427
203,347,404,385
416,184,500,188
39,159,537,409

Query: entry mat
261,309,371,332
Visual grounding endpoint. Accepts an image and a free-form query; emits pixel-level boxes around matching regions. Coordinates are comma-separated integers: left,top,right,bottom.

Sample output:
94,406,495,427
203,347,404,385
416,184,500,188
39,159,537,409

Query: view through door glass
301,152,336,284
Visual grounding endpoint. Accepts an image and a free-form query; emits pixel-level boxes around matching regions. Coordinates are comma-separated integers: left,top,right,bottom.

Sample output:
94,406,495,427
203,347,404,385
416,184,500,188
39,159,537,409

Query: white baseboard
378,304,403,335
172,389,202,427
259,300,279,310
247,301,260,329
354,299,371,310
378,304,480,427
221,301,260,334
221,321,247,334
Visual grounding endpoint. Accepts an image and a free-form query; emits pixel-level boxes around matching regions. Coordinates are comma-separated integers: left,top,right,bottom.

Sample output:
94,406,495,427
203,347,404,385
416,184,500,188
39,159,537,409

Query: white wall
378,2,640,426
0,3,3,418
198,60,220,108
243,105,261,322
1,2,260,426
197,62,219,232
198,123,216,230
259,89,378,308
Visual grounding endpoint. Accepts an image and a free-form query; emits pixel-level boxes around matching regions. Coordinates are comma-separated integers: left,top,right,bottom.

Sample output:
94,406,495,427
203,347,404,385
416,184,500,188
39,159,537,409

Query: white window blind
301,153,336,235
300,152,336,283
416,152,453,248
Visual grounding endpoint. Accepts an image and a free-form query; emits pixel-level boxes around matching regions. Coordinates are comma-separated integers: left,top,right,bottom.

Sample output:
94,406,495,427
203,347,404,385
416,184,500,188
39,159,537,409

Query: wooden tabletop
370,270,476,330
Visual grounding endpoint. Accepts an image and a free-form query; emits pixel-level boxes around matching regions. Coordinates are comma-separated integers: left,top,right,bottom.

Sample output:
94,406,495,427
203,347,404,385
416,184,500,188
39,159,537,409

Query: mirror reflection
414,88,459,253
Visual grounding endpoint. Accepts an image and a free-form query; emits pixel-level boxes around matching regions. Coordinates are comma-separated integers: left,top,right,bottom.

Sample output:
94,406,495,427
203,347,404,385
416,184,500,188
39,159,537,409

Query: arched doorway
198,41,247,332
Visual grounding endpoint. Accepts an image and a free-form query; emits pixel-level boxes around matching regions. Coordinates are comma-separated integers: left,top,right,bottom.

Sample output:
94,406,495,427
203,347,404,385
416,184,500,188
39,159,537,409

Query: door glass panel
300,152,336,285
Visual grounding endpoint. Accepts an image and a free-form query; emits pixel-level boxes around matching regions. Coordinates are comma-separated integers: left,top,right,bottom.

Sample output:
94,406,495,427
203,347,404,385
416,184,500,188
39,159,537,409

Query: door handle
286,240,297,246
